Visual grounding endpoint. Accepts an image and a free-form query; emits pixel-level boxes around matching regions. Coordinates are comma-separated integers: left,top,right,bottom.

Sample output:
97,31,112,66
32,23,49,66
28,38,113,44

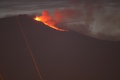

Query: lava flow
34,10,67,31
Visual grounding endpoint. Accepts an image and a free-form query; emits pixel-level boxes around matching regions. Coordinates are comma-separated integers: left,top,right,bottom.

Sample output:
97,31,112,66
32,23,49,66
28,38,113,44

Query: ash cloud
55,1,120,41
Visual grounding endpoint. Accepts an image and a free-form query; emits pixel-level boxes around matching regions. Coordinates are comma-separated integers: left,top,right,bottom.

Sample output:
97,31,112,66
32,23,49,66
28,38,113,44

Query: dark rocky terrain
0,15,120,80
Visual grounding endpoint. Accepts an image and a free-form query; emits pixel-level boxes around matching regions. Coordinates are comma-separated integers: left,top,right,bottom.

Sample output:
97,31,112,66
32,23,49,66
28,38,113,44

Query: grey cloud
0,1,67,18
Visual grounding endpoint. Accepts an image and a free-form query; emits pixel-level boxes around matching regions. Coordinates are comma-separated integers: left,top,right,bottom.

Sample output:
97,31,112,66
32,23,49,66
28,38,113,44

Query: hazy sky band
0,1,68,18
0,0,120,18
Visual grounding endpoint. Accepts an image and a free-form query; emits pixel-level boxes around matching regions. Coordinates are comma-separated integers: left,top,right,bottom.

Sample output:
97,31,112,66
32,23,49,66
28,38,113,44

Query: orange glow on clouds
34,10,68,31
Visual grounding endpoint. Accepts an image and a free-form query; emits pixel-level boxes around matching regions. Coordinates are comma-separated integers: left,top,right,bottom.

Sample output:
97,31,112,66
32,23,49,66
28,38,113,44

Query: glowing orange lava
34,11,67,31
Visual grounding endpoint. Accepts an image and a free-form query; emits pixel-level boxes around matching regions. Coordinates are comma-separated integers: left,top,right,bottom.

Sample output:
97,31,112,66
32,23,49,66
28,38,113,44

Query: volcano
1,14,120,80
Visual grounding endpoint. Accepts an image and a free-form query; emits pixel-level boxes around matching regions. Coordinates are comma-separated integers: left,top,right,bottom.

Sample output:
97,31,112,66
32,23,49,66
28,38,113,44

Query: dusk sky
0,0,119,18
0,0,68,18
1,0,120,80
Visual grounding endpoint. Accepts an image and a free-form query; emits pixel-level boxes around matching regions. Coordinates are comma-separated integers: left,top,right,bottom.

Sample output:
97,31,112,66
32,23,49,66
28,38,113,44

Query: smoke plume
63,3,120,41
34,1,120,41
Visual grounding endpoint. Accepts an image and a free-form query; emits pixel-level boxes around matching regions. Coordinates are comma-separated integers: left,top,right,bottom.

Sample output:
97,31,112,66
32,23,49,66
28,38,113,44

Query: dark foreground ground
0,15,120,80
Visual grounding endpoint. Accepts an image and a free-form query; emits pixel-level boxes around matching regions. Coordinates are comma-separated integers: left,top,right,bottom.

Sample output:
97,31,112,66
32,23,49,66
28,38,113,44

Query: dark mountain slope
1,15,120,80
